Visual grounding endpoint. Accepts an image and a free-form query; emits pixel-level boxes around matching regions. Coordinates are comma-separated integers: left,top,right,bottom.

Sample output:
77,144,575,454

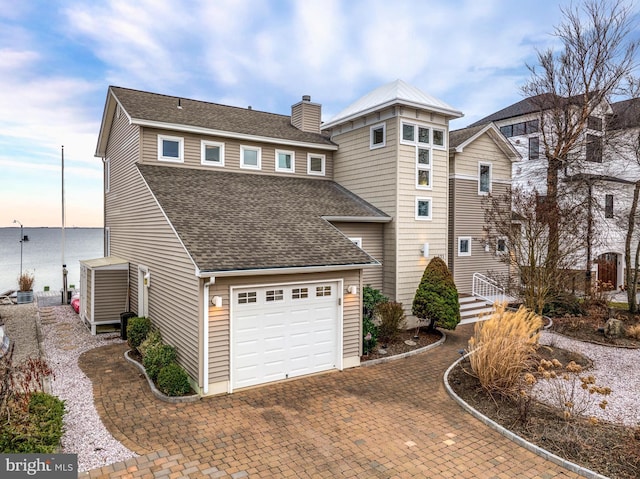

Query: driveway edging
361,331,446,367
443,353,609,479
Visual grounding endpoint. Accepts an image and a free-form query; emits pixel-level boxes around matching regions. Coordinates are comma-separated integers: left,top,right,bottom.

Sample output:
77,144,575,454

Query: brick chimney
291,95,321,133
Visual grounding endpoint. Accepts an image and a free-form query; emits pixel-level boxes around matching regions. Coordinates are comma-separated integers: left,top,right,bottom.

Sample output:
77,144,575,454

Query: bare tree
523,0,639,281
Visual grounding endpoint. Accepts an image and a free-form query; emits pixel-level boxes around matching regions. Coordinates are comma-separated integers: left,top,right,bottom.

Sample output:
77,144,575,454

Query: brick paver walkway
80,325,584,478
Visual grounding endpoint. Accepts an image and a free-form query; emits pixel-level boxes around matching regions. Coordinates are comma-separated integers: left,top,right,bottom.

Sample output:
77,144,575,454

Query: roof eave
196,262,380,278
132,118,338,151
322,99,463,131
454,123,521,162
322,215,392,223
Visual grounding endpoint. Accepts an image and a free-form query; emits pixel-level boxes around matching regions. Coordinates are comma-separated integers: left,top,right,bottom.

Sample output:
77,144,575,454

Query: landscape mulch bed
361,327,442,362
448,310,640,479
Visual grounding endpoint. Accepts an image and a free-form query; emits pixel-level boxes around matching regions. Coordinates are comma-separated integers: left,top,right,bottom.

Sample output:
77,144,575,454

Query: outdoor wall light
211,295,223,307
347,285,359,295
420,242,429,258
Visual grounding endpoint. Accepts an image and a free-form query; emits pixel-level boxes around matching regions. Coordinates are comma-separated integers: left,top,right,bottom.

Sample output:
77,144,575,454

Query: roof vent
177,98,182,109
248,106,252,110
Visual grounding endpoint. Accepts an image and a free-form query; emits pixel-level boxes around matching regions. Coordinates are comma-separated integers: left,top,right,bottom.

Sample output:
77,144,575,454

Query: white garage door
232,281,340,390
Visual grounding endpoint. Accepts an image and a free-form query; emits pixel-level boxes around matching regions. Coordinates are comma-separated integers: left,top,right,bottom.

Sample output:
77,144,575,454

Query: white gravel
534,330,640,426
40,306,137,472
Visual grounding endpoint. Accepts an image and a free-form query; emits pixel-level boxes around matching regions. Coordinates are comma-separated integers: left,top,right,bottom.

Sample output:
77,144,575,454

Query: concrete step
459,296,495,325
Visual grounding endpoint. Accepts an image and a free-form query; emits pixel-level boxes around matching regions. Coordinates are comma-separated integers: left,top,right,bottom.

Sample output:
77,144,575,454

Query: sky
0,0,620,227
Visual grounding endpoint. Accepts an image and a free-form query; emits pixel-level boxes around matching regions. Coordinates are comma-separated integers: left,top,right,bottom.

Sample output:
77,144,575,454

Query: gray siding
330,222,384,290
104,111,202,382
93,270,128,323
86,269,93,323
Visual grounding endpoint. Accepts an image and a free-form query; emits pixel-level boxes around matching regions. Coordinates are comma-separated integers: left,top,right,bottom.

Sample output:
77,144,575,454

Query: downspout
202,277,213,395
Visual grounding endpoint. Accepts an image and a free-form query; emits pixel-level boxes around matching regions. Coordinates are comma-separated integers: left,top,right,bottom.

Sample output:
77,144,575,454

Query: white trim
201,140,225,166
458,236,472,256
496,237,508,254
203,279,210,395
321,215,391,223
138,265,149,317
369,122,386,149
307,153,326,176
432,128,446,149
132,118,338,151
415,147,432,190
240,145,262,170
157,134,184,163
449,173,511,185
105,158,110,193
415,197,432,221
478,162,492,195
104,227,111,257
197,262,376,279
275,149,295,173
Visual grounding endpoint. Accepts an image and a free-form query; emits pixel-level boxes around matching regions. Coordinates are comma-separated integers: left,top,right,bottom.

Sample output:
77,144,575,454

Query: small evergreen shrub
127,317,152,350
157,362,191,396
143,343,177,381
0,392,65,453
362,315,378,353
376,301,406,343
363,286,388,321
412,257,460,330
139,329,163,359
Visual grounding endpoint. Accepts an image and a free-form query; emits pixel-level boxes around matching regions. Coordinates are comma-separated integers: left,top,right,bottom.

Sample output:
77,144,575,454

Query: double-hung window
241,145,261,170
458,237,471,256
276,150,295,172
528,136,539,160
158,135,184,163
416,148,431,188
201,140,225,166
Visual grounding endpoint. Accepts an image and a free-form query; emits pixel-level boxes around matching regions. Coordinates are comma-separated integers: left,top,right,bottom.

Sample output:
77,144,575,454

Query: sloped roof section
609,97,640,129
449,124,488,149
468,94,555,127
137,165,390,273
449,123,520,162
109,86,335,146
322,80,462,129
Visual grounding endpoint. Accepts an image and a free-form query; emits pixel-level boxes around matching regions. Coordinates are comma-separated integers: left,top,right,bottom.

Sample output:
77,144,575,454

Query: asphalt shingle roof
137,165,389,272
448,124,488,149
610,97,640,129
111,86,335,146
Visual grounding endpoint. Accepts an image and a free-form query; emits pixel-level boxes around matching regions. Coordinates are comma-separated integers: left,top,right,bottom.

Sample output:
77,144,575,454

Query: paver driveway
81,325,584,478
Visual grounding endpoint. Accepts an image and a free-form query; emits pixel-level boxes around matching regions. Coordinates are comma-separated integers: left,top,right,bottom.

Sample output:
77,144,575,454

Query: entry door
231,282,340,390
596,253,617,288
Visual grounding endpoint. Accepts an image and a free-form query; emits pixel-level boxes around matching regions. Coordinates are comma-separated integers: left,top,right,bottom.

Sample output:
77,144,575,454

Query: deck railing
472,272,507,304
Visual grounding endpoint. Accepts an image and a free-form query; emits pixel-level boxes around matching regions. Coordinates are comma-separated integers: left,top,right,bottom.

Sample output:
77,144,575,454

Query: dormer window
276,150,295,172
241,145,261,170
201,140,225,166
158,135,184,163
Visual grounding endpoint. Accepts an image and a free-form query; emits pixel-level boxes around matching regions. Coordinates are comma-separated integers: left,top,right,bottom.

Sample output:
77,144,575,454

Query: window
500,125,513,137
158,135,183,162
370,123,386,149
458,237,471,256
349,237,363,248
275,150,295,172
479,163,491,195
588,116,603,131
528,136,539,160
418,127,430,144
240,145,261,169
292,288,308,299
201,140,225,166
104,158,110,193
432,129,444,146
497,238,507,253
238,291,257,304
535,194,548,218
402,123,415,142
586,134,602,163
500,120,538,138
513,122,526,136
415,197,432,220
316,286,332,297
525,120,539,133
307,153,325,176
605,194,614,218
266,289,284,302
416,148,431,189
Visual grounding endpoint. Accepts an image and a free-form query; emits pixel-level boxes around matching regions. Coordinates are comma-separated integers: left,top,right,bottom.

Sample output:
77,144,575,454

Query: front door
596,253,618,289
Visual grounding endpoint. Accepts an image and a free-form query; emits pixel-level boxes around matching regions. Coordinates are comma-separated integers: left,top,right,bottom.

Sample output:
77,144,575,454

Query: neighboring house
469,94,640,290
91,80,513,395
447,123,520,295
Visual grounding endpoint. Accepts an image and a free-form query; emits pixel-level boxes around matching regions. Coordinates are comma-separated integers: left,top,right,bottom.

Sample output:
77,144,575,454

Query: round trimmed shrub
139,329,163,359
127,317,151,350
412,257,460,330
143,343,177,381
157,362,191,396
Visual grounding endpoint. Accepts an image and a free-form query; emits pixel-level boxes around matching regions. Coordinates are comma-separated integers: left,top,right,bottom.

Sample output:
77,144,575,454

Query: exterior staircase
459,294,494,325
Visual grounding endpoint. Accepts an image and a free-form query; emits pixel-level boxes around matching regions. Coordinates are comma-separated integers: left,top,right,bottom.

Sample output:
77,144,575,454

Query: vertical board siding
332,119,398,298
86,270,93,323
93,270,128,323
330,222,384,290
105,111,201,380
207,270,362,385
141,128,334,179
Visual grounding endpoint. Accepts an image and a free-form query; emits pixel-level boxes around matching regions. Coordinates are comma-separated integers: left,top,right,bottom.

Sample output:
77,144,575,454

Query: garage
231,281,341,390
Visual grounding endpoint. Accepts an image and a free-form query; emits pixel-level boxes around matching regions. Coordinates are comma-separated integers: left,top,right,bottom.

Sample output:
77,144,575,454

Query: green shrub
363,286,388,321
0,392,64,453
543,292,586,317
143,343,177,381
375,301,406,343
127,317,152,350
157,362,191,396
412,257,460,330
139,329,163,359
362,315,378,353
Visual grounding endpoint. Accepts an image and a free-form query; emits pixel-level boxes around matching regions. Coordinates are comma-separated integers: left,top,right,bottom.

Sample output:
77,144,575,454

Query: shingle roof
609,97,640,129
468,94,555,127
137,165,389,272
322,80,462,129
110,86,334,146
449,124,488,149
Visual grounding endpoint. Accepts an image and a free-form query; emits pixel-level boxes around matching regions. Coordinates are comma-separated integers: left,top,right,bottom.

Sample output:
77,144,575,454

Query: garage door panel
232,282,339,390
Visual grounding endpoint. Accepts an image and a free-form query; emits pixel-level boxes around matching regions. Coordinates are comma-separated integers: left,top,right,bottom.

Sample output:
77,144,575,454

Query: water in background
0,228,104,293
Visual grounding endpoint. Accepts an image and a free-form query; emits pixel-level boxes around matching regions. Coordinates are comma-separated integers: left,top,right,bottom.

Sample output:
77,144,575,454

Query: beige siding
93,270,128,323
140,128,334,179
452,133,512,181
332,119,398,298
207,270,362,385
86,269,93,323
104,112,201,382
291,101,321,133
330,222,384,290
451,180,510,294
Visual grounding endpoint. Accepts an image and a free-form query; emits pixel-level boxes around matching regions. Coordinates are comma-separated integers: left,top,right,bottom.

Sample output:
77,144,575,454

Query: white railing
472,272,506,304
